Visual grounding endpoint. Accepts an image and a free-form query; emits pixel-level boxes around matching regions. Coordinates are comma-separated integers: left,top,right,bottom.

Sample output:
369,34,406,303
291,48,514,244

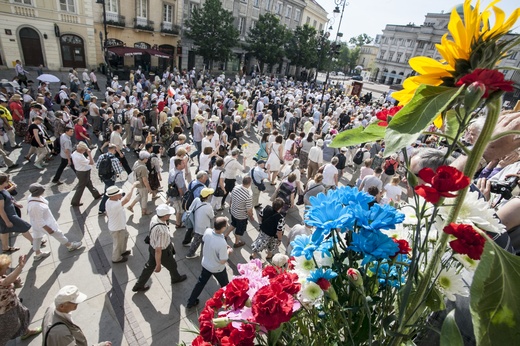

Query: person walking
14,60,29,88
348,143,372,187
250,198,285,261
126,151,152,215
110,124,132,174
26,183,82,260
186,216,232,309
266,135,283,185
28,116,49,170
224,176,254,248
167,158,187,228
221,149,245,208
250,160,269,209
96,144,124,215
105,184,138,263
70,142,102,207
307,139,324,180
51,127,74,185
42,285,112,346
185,188,215,259
132,204,187,292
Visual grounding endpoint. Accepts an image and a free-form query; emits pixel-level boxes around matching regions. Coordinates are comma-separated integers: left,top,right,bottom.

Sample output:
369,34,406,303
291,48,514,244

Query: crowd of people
1,62,520,344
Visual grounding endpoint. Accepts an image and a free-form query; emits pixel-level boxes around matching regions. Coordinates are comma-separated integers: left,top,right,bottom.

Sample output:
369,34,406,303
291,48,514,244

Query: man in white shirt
186,188,215,259
360,167,383,193
105,184,137,263
250,160,269,208
222,149,245,208
307,139,324,180
322,157,339,190
186,216,232,308
70,142,102,207
26,183,82,261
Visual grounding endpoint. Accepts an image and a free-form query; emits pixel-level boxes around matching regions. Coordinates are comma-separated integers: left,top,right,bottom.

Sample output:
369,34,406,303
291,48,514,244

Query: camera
490,176,519,200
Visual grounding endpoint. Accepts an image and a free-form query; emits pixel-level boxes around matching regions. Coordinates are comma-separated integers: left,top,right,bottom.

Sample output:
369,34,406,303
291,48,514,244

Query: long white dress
266,142,282,172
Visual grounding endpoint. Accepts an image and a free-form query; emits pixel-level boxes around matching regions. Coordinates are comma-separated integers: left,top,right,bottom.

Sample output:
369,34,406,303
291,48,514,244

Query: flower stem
392,97,502,345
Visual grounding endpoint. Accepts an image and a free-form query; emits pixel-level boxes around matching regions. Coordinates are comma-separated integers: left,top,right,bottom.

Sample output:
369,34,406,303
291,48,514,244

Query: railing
13,5,35,17
106,13,125,27
134,17,154,31
60,13,79,23
160,22,180,35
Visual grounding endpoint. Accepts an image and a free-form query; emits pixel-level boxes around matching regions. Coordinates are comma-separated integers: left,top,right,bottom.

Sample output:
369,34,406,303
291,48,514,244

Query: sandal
126,206,134,213
41,239,47,247
233,241,246,248
21,327,42,340
2,246,20,253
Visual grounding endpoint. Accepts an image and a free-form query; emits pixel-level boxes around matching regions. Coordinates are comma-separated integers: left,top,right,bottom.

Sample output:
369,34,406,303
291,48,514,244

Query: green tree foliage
246,13,289,71
334,45,361,73
184,0,239,70
286,25,318,69
349,33,374,47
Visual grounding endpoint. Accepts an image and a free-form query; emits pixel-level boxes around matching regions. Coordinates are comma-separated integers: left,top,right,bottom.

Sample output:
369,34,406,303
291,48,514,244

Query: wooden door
19,27,44,67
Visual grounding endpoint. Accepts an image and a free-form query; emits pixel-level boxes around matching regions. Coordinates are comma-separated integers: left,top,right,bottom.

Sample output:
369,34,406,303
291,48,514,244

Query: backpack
384,159,397,175
353,149,364,165
256,112,264,122
181,181,204,211
167,142,180,158
54,93,61,104
167,172,181,198
335,153,346,170
98,154,114,180
276,182,295,213
145,153,157,174
182,202,205,229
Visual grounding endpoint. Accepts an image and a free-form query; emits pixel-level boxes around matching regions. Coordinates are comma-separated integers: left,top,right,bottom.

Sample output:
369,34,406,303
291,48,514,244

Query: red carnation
229,323,256,346
393,238,411,256
252,282,295,330
316,277,331,291
206,288,225,310
455,69,514,98
443,223,486,260
414,166,470,204
376,105,403,126
192,336,212,346
224,278,250,310
270,272,300,295
262,265,279,279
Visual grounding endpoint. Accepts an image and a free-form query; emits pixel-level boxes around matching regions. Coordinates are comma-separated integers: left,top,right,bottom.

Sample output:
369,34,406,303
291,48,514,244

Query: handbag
251,168,266,191
144,223,162,244
134,135,143,142
214,171,225,197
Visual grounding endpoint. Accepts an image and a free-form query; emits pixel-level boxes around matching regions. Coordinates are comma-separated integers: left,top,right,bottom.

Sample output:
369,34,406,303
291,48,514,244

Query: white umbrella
37,74,60,83
355,65,364,70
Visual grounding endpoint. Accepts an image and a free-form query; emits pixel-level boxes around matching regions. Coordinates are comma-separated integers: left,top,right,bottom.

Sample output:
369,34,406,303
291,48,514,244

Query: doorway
60,34,86,68
19,27,44,67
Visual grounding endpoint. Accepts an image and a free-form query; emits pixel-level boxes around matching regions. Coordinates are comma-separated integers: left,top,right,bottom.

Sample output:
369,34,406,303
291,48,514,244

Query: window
253,0,259,7
59,0,76,12
285,5,292,18
417,41,425,49
294,9,301,22
163,3,173,23
510,51,518,60
241,0,247,3
313,20,317,28
13,0,33,4
396,52,403,62
306,16,310,25
238,17,246,35
429,42,436,50
137,0,147,18
275,1,283,15
251,20,256,29
319,23,323,32
265,0,272,11
405,53,411,62
379,50,386,59
189,2,199,15
383,37,388,44
106,0,118,13
388,51,395,61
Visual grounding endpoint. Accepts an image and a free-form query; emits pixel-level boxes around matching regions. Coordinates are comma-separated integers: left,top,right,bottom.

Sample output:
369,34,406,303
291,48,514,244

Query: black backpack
98,154,114,180
167,142,180,158
276,182,295,213
335,153,346,170
145,153,157,174
181,181,204,211
353,149,364,165
167,172,181,198
384,159,397,175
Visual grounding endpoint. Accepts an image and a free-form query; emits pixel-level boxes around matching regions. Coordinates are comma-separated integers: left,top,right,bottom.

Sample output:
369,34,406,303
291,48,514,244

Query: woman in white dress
266,135,284,185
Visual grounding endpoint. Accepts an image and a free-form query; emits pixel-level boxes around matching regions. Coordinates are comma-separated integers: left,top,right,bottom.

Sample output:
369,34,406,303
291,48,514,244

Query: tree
349,33,373,47
286,25,318,70
185,0,239,70
246,13,289,72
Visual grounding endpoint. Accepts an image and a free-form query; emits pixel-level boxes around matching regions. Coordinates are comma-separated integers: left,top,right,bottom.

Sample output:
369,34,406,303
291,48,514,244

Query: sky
315,0,519,42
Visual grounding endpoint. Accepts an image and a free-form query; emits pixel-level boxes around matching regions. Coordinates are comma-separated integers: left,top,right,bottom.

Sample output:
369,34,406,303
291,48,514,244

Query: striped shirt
230,185,252,220
149,215,171,249
95,153,124,180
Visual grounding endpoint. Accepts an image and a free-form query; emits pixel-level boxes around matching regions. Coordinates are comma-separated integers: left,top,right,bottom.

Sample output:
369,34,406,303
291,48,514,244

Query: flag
168,86,175,97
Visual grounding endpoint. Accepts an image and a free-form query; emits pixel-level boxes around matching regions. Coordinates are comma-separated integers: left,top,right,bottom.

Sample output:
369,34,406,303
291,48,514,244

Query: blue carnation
368,256,410,288
291,234,317,260
308,268,338,283
305,200,356,233
350,229,400,265
352,203,405,232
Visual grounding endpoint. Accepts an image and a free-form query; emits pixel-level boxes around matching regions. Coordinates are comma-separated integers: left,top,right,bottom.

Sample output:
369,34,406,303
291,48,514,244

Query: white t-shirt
361,175,383,192
322,164,338,186
106,199,127,232
201,228,228,273
202,137,213,151
223,156,243,180
384,183,402,202
284,139,295,152
211,168,224,190
199,153,212,172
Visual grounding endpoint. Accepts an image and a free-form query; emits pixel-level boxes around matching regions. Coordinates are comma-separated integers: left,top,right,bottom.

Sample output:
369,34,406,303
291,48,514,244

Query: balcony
160,22,180,36
105,13,125,28
134,18,154,32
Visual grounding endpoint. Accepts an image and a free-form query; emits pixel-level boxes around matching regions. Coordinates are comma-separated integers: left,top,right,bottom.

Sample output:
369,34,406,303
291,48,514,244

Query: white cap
156,204,175,217
54,285,87,306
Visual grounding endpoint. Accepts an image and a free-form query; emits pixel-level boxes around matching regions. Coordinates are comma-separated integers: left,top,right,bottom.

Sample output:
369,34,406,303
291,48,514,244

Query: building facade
0,0,182,75
301,0,327,34
372,6,520,105
180,0,326,74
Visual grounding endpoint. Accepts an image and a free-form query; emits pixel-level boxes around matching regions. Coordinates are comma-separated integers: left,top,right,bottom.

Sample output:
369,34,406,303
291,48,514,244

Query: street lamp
96,0,111,87
319,0,349,109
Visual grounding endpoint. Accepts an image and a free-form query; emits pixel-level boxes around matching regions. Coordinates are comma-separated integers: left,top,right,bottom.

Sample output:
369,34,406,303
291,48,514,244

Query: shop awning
107,46,145,57
145,49,172,59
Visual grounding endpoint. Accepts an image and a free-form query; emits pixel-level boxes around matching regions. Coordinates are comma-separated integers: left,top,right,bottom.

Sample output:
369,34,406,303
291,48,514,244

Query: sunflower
393,0,520,106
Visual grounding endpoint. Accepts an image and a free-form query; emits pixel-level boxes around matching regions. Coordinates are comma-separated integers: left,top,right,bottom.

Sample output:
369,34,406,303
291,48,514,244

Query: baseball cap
54,285,87,306
200,188,214,198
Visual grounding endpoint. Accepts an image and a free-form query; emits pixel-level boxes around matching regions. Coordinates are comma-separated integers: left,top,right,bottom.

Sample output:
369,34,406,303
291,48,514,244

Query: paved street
1,68,378,346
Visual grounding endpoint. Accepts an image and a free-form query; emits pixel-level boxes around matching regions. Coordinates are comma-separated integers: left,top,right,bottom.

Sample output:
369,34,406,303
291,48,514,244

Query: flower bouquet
189,1,520,345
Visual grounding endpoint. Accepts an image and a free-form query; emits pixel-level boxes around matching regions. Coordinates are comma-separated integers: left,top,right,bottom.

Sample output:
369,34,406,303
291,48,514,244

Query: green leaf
470,240,520,346
384,85,464,154
440,310,463,346
425,285,446,312
444,109,461,144
330,123,385,148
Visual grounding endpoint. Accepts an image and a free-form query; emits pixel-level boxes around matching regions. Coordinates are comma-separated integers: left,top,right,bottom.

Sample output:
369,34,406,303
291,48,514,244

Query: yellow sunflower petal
409,57,453,75
434,114,444,128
